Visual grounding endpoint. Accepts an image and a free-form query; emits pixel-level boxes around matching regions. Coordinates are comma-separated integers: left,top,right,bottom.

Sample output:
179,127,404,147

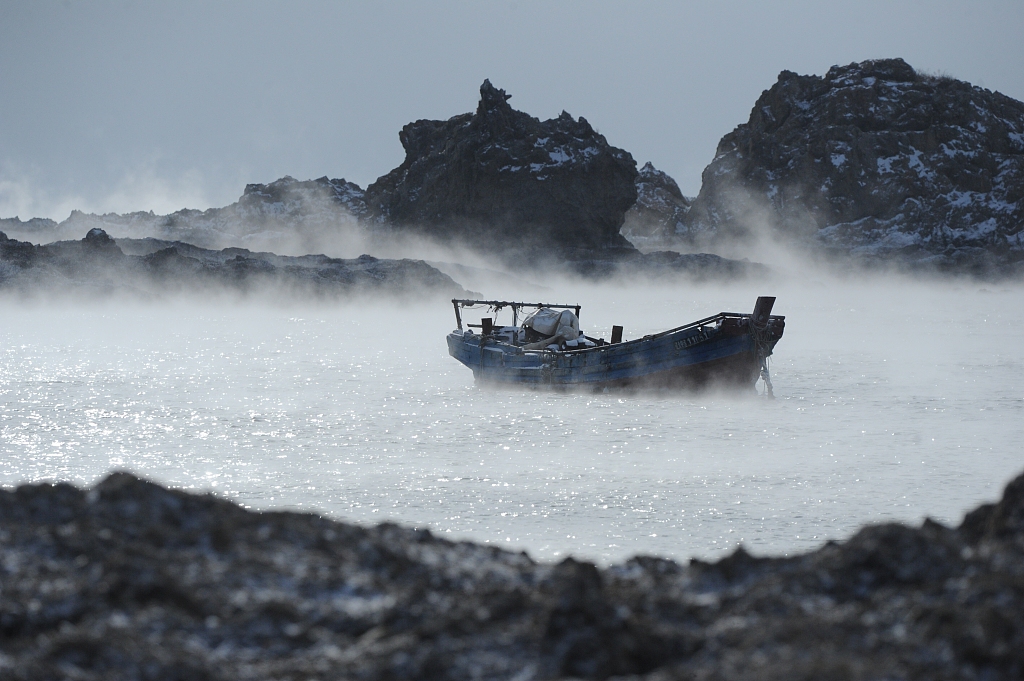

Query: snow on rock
674,58,1024,275
620,162,692,250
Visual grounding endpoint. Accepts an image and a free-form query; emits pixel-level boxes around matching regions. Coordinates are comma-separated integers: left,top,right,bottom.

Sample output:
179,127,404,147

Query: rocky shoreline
2,470,1021,680
0,228,473,300
0,227,768,299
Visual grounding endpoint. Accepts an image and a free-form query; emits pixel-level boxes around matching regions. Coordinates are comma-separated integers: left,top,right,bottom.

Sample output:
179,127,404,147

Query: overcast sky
2,0,1023,220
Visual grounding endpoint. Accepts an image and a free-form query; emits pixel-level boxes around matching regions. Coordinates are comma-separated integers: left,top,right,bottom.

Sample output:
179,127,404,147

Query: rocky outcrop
0,229,470,299
0,176,367,256
2,469,1023,680
676,58,1024,274
1,83,771,280
364,80,639,261
621,162,692,250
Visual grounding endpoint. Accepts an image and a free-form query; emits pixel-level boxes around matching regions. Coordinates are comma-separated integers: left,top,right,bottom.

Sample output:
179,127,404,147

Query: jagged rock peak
638,162,686,201
477,78,512,114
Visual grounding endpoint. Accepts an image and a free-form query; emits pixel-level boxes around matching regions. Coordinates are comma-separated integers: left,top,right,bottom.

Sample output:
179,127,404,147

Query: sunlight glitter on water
2,279,1023,564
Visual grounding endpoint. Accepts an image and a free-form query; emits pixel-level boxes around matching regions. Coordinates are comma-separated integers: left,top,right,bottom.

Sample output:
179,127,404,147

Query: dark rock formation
676,58,1024,274
621,162,692,250
364,80,639,260
959,473,1024,542
0,176,368,256
1,470,1023,680
0,229,471,299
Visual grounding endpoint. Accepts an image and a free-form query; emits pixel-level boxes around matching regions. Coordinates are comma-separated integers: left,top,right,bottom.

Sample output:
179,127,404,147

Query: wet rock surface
0,229,470,299
1,470,1022,680
364,80,640,260
671,58,1024,275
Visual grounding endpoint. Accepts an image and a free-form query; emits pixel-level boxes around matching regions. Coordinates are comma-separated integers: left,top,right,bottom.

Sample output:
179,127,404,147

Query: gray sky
2,0,1023,220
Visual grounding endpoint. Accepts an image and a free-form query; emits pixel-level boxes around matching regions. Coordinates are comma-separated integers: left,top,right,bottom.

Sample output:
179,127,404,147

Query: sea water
1,278,1022,564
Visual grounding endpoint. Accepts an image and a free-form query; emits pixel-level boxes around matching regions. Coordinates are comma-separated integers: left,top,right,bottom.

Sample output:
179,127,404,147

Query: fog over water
2,276,1022,565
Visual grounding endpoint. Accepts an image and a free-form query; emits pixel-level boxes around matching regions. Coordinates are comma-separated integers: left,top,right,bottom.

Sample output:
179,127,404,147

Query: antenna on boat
452,300,463,330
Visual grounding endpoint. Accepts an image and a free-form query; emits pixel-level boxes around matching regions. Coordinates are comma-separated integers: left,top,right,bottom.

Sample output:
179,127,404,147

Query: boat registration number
674,331,711,351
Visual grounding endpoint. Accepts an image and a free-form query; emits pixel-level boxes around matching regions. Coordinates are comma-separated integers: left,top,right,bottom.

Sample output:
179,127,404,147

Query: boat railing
549,311,784,353
662,311,785,337
455,303,784,355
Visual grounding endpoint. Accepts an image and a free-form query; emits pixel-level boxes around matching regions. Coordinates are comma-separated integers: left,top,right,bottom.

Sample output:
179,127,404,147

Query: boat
446,297,785,392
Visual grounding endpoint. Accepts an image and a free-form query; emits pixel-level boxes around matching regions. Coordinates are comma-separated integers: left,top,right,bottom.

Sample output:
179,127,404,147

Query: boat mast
453,300,463,330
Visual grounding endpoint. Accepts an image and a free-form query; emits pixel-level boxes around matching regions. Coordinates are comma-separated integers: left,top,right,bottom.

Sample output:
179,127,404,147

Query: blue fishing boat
446,297,784,392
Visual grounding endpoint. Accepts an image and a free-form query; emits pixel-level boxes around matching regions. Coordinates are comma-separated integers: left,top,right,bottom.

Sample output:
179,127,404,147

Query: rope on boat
750,320,775,398
760,355,774,398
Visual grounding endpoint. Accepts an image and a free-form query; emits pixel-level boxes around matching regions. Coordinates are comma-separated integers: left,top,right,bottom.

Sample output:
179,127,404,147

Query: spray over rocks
0,176,368,257
1,470,1023,680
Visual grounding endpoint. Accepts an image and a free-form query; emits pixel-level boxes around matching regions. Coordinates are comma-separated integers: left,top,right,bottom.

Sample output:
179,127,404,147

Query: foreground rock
672,58,1024,276
365,80,640,263
2,470,1022,680
0,229,470,299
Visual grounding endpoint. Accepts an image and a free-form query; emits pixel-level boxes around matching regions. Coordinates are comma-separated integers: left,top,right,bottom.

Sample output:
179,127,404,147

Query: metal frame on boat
446,297,785,392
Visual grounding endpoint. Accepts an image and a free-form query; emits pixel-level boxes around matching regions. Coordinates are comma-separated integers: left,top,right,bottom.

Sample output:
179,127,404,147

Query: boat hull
446,315,784,391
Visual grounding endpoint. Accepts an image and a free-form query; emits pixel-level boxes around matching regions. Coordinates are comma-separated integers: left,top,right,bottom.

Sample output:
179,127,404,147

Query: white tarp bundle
522,308,581,340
